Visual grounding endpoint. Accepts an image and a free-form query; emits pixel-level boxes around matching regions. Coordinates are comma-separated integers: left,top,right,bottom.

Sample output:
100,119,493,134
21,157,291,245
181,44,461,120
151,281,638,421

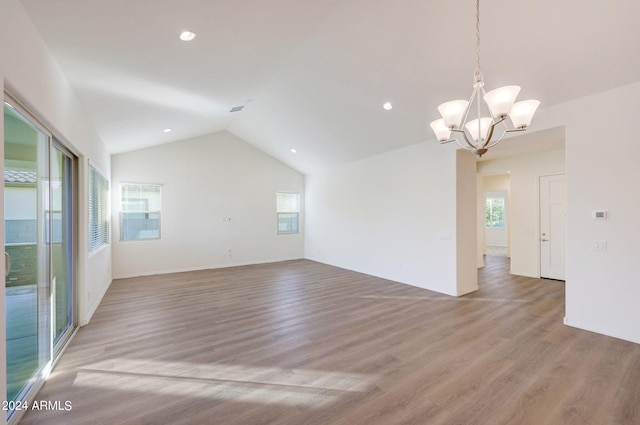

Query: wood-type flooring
18,256,640,424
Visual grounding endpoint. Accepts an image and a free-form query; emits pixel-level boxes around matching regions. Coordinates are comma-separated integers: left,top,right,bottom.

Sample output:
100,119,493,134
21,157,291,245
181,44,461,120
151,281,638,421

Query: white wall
485,223,508,247
305,141,477,296
478,149,565,276
456,150,479,295
2,0,112,327
111,131,305,278
560,83,640,344
1,0,113,421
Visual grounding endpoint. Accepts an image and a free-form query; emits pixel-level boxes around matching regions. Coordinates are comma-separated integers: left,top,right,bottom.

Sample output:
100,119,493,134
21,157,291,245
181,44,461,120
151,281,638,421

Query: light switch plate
592,240,607,251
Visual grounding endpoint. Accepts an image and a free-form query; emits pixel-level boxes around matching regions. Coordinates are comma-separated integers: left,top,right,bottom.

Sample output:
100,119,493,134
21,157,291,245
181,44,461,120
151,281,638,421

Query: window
120,183,162,241
88,162,109,252
277,192,300,234
486,192,506,229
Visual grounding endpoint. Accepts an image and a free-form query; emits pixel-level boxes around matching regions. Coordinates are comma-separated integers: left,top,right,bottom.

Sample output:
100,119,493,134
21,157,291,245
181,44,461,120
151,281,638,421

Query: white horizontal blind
276,192,300,234
120,183,162,241
277,192,299,212
88,162,109,252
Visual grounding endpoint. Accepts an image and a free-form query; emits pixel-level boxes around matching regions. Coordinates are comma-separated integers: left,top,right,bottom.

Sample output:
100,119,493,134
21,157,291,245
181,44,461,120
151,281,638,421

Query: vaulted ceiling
20,0,640,174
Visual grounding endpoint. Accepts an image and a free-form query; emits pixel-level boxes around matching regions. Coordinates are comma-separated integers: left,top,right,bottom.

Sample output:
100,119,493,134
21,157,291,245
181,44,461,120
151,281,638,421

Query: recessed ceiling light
290,149,297,154
179,31,196,42
383,102,393,110
163,128,172,133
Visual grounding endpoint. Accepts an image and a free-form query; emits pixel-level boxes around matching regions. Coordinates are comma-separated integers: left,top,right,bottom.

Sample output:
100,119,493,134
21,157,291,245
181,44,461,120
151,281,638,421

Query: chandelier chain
474,0,483,83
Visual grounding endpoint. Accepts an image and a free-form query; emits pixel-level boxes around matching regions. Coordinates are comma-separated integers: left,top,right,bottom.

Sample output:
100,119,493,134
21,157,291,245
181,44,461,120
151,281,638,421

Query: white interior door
540,174,566,280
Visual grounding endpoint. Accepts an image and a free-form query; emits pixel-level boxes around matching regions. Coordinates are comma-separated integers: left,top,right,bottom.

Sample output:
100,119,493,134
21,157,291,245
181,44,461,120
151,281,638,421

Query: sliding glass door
4,100,49,408
50,143,75,350
4,98,76,422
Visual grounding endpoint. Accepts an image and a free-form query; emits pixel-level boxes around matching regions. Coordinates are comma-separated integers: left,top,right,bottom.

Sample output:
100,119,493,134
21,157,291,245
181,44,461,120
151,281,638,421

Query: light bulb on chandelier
430,0,539,157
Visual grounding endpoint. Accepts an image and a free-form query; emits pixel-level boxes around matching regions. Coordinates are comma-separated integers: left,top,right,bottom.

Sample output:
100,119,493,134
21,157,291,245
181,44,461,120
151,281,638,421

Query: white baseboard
112,257,305,280
564,316,640,345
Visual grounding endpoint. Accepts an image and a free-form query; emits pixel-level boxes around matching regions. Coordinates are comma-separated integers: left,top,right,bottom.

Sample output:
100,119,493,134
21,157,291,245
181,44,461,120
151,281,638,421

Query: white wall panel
305,141,471,296
562,83,640,344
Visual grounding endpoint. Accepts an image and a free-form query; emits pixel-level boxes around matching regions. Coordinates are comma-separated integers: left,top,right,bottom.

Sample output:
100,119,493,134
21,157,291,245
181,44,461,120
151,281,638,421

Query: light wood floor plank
18,256,640,424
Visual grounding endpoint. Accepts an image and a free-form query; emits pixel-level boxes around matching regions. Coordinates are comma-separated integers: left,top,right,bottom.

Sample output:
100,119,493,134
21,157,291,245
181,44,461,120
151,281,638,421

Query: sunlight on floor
73,359,373,407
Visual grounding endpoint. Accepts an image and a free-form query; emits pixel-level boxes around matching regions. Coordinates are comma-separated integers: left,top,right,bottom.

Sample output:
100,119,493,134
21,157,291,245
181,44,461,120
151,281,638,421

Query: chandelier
430,0,539,157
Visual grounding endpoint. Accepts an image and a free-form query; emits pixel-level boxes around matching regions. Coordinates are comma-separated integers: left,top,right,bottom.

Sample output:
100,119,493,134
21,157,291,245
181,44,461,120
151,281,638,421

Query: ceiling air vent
229,106,244,113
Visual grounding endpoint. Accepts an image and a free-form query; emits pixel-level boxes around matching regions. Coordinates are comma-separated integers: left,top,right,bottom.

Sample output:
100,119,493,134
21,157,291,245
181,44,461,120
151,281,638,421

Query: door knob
541,238,549,242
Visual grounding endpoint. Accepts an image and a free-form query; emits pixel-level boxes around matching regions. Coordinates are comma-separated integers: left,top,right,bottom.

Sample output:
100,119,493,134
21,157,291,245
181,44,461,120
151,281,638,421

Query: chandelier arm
484,120,514,149
438,138,457,145
486,128,526,146
482,116,507,144
461,87,479,130
481,115,507,149
484,130,507,149
479,116,508,147
456,138,475,152
480,121,499,149
453,129,480,151
439,130,474,151
484,121,526,149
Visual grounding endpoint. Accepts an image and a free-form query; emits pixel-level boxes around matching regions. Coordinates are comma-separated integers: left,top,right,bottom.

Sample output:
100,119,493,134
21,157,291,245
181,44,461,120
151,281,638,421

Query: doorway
4,97,77,422
483,174,511,258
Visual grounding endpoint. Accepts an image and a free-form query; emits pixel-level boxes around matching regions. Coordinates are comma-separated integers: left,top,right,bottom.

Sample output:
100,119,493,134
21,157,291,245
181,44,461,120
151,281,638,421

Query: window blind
88,162,109,252
277,192,299,213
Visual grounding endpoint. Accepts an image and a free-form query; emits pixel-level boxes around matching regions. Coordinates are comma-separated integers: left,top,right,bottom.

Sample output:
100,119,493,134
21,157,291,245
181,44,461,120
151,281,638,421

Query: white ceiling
20,0,640,174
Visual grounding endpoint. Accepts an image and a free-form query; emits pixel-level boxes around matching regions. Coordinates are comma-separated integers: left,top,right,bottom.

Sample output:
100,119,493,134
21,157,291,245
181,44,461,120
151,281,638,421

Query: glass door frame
4,91,79,423
50,138,78,359
4,95,51,417
50,139,78,358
